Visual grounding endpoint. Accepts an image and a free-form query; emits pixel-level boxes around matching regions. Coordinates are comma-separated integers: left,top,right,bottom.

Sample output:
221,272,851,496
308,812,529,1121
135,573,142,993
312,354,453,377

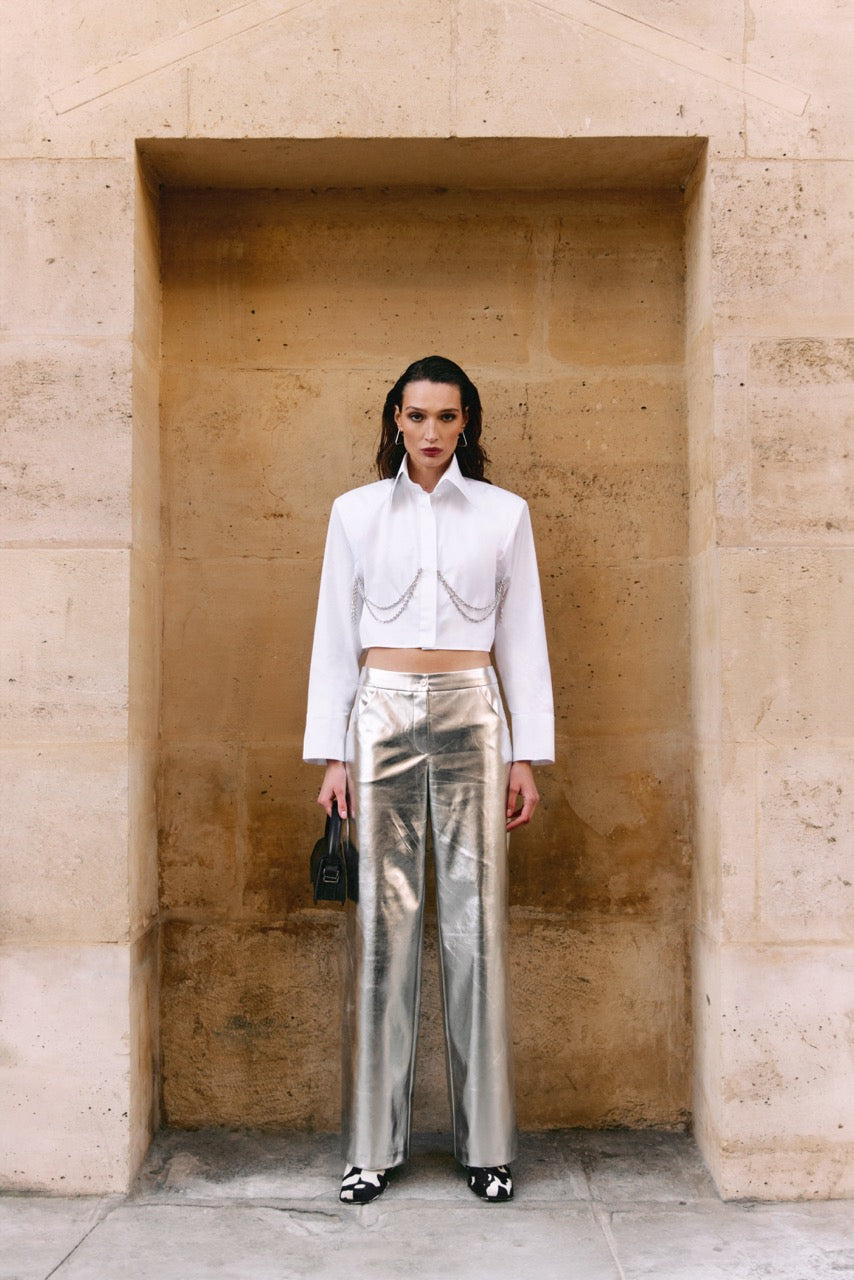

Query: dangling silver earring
395,429,402,444
458,430,469,448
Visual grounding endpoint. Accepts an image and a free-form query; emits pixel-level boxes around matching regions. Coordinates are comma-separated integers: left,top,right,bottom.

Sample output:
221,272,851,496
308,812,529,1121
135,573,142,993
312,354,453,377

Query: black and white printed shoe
467,1165,514,1202
339,1165,388,1205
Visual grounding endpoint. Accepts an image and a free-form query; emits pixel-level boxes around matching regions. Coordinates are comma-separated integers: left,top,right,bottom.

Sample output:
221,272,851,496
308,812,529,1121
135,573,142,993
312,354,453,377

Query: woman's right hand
318,760,348,818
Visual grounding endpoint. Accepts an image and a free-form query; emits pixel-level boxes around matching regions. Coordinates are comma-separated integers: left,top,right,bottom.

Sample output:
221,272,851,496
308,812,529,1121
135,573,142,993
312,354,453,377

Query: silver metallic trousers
343,667,516,1171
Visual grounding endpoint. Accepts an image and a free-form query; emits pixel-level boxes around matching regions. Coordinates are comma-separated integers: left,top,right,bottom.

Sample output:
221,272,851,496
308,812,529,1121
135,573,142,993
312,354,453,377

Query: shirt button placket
418,491,438,647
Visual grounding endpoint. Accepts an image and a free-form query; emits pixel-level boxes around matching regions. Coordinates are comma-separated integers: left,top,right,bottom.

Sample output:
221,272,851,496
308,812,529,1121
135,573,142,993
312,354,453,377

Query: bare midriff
363,647,491,673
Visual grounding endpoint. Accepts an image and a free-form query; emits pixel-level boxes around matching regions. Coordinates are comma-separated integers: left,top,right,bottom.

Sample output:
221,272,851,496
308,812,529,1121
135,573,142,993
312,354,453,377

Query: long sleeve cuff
510,713,555,765
303,714,349,766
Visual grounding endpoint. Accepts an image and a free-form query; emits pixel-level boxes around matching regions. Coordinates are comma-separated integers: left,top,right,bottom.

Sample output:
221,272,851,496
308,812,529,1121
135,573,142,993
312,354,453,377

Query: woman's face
394,380,468,491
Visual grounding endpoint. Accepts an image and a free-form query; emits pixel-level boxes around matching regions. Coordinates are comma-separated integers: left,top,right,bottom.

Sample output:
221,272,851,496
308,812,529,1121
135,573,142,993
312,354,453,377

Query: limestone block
719,548,854,741
512,917,691,1128
715,1142,854,1201
160,365,354,559
712,340,751,547
0,744,129,945
548,208,684,366
690,546,723,742
0,1,191,156
711,161,854,329
128,740,158,938
0,943,132,1192
129,548,160,742
525,371,685,466
159,914,691,1130
158,744,240,915
453,0,745,156
757,744,854,942
129,927,158,1179
716,943,854,1195
693,742,758,943
161,189,537,368
514,732,691,918
520,372,688,564
691,924,723,1166
745,0,854,160
131,344,161,559
160,557,316,742
0,160,134,336
187,0,453,138
244,745,331,918
532,459,688,565
748,339,854,544
159,919,345,1128
0,549,130,741
546,560,690,738
685,332,716,558
617,0,746,57
0,338,132,546
342,368,400,489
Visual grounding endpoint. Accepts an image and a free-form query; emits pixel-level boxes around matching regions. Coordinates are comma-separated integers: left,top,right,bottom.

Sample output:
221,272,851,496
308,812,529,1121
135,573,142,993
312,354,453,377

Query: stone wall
156,183,691,1131
1,0,851,1198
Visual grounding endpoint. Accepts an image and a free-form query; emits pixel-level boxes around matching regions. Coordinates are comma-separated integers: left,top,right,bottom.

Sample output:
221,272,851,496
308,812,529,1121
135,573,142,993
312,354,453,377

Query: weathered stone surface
757,744,854,942
0,160,134,335
712,339,751,547
0,944,133,1192
160,557,316,741
719,548,854,741
547,560,690,737
745,0,854,161
128,739,158,936
243,745,330,918
157,743,241,915
131,346,161,559
159,919,345,1129
452,0,746,156
516,732,691,917
711,161,854,329
159,364,354,559
747,339,854,543
512,918,691,1128
129,548,160,742
715,944,854,1196
0,2,188,157
159,916,691,1132
187,0,454,139
0,743,129,944
549,204,685,366
160,189,538,368
0,338,132,546
129,927,158,1180
0,549,130,741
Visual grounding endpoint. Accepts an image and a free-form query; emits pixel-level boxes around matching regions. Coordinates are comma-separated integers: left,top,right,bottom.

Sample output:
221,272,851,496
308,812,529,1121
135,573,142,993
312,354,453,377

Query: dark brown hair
376,355,490,481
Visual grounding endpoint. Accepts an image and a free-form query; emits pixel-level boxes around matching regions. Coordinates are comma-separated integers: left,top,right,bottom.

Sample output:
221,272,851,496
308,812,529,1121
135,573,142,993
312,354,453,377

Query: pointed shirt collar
392,453,475,504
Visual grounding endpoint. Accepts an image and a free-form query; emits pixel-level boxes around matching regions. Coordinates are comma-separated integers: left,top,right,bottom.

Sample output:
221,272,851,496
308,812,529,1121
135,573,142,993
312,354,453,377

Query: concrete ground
2,1131,852,1280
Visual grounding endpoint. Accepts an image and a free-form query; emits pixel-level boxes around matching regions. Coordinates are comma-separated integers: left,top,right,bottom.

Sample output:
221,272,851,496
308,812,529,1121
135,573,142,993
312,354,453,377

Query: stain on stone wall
157,186,691,1131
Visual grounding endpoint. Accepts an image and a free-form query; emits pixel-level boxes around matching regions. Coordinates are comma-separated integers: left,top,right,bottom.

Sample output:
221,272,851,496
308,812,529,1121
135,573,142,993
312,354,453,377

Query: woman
304,356,554,1205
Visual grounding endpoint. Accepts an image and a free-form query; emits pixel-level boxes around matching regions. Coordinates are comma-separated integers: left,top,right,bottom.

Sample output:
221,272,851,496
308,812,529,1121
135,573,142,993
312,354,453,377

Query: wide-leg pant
343,667,516,1171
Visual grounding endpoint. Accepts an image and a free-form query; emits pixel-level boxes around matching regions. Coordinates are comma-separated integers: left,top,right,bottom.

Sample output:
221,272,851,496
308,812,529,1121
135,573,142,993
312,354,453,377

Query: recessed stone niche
146,138,701,1134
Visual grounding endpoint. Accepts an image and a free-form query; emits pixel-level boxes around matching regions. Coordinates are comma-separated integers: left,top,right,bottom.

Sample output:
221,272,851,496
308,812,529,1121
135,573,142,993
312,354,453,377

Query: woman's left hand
505,761,539,831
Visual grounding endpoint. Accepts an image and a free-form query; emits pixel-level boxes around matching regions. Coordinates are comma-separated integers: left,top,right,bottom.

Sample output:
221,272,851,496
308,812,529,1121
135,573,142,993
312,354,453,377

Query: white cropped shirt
303,455,554,765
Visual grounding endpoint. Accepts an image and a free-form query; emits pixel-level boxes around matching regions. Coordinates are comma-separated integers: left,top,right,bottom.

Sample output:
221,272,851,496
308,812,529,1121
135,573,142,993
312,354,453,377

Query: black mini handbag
310,808,359,904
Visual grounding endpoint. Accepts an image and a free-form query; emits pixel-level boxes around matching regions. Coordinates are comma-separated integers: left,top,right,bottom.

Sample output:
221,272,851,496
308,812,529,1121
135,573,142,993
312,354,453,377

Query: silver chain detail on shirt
352,569,507,626
438,572,507,623
353,570,423,625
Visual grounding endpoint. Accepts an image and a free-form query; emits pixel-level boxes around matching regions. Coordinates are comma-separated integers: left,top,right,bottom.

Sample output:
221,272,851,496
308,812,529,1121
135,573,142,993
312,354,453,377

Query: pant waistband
359,666,498,693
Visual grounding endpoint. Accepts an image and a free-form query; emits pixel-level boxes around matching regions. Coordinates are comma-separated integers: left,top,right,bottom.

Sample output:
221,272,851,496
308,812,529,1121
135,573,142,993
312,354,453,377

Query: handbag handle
326,806,342,853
